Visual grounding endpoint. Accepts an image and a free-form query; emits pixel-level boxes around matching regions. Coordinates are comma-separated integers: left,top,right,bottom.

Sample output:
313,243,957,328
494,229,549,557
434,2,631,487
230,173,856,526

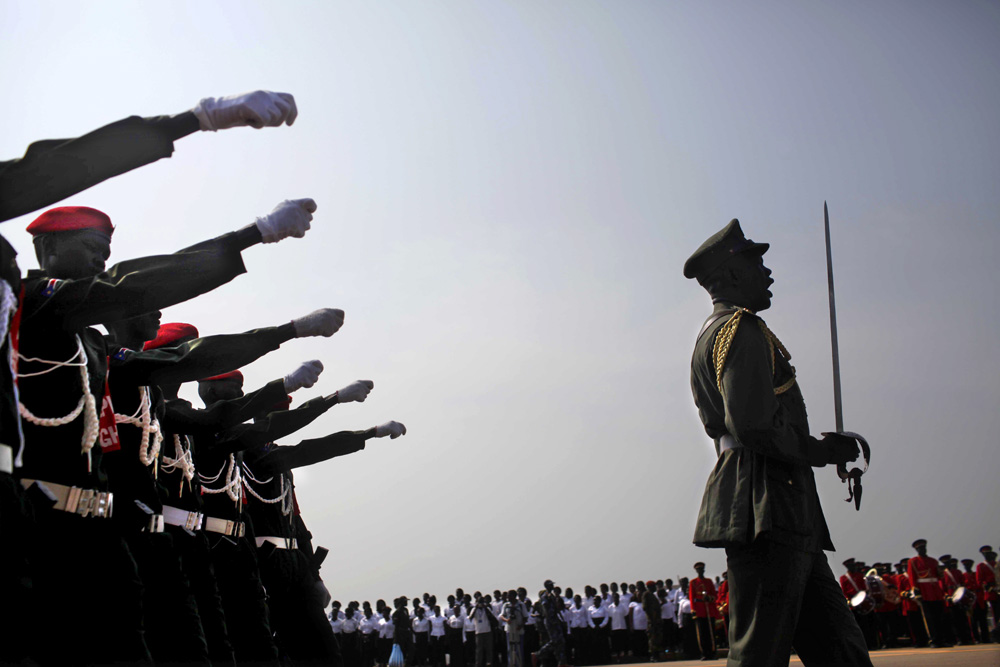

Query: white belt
20,478,113,518
917,578,939,583
255,536,298,550
144,514,165,533
0,443,13,474
162,505,204,531
203,516,245,538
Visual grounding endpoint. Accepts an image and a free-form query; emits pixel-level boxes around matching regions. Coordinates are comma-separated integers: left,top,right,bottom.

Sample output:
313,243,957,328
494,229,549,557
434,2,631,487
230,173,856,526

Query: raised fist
193,90,297,131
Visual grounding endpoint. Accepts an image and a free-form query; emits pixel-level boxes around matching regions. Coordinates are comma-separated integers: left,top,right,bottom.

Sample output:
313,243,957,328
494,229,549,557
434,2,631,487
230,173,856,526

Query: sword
823,201,869,510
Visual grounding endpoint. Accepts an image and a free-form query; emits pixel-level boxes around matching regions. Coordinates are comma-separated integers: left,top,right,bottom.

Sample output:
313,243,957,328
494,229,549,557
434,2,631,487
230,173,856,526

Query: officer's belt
255,536,298,550
144,514,165,533
715,434,743,456
162,505,204,531
203,516,245,538
0,443,13,474
917,578,938,583
20,479,113,518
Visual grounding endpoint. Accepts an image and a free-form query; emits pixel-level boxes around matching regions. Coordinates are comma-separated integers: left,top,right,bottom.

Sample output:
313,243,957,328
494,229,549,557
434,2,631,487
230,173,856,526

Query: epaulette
711,307,796,396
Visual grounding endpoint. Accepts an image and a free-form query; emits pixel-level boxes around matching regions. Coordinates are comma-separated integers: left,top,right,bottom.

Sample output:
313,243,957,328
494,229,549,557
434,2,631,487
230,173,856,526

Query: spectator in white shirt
627,596,649,659
360,606,380,667
341,607,361,667
568,595,592,665
608,592,631,662
377,609,395,667
499,590,528,667
412,606,431,666
470,599,496,667
589,595,611,665
428,606,448,667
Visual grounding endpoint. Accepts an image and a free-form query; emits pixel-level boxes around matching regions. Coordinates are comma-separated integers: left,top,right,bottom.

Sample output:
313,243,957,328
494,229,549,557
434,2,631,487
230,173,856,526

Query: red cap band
200,370,244,386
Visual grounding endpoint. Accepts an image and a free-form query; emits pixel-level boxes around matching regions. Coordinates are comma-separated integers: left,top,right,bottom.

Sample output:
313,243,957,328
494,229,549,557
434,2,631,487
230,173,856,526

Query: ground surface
652,644,999,666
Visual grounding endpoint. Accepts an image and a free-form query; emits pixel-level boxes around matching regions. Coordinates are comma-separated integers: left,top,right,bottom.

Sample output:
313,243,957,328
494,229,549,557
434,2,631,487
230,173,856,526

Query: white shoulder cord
1,282,25,467
198,454,242,503
241,461,292,515
161,433,196,495
17,334,100,471
114,386,163,469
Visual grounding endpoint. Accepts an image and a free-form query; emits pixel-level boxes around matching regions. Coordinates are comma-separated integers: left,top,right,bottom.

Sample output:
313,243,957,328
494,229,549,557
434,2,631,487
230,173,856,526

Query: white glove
374,421,406,439
335,380,374,403
255,199,316,244
192,90,297,131
284,360,324,393
291,308,344,338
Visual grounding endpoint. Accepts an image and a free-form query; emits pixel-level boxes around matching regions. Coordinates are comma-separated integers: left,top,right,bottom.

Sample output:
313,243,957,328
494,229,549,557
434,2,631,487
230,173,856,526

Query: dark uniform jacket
689,302,833,553
105,326,294,531
0,114,198,223
17,232,246,490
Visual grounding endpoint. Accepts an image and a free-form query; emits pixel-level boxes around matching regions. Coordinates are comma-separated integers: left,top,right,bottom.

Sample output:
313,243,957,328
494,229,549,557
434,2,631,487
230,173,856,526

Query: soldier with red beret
101,305,343,665
15,198,316,665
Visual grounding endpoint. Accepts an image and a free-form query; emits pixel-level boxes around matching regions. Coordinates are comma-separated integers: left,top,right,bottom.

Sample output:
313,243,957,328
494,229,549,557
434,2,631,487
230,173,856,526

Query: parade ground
656,645,1000,666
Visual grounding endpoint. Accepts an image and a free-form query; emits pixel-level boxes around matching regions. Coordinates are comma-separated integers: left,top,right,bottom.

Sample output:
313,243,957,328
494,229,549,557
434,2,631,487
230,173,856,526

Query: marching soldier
941,556,973,645
683,219,869,666
242,391,407,666
962,558,991,644
894,559,929,648
840,559,879,650
976,548,999,638
688,563,717,660
16,199,313,665
907,539,951,648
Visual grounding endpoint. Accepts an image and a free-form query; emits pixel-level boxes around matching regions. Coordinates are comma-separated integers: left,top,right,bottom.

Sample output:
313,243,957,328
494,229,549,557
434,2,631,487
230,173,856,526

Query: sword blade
824,201,844,433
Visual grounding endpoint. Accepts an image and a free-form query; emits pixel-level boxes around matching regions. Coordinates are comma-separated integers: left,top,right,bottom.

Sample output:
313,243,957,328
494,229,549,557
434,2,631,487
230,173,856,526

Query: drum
865,576,886,607
851,591,875,615
950,587,976,610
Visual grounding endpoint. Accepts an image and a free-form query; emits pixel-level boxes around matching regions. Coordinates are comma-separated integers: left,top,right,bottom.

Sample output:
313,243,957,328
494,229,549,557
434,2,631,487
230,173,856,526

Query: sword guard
826,431,870,511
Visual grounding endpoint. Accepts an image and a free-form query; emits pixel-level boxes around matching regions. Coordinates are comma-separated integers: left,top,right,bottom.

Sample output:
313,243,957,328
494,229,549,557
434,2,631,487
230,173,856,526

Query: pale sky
2,1,998,602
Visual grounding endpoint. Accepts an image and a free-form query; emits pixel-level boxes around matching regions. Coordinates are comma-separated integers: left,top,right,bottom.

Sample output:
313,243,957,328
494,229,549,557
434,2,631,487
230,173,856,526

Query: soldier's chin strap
834,431,870,511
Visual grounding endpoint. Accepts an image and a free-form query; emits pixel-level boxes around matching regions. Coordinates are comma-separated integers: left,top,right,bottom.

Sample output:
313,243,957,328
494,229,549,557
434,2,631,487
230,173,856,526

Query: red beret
143,323,199,351
200,370,244,386
27,206,115,238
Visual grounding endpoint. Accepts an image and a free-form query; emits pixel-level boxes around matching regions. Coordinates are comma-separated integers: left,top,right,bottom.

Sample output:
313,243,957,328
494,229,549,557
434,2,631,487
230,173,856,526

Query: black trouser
919,599,950,646
972,606,991,643
341,631,361,667
694,615,716,659
680,616,699,659
362,632,378,667
256,543,343,667
206,532,280,666
125,530,211,666
448,628,466,667
854,610,880,650
610,628,628,656
378,637,393,664
524,624,539,657
662,617,678,652
429,635,446,666
950,605,974,644
905,608,929,647
168,525,236,666
464,631,476,665
725,539,872,666
570,627,588,665
875,611,897,648
591,625,610,664
630,628,648,657
413,630,429,665
28,508,151,666
0,473,34,665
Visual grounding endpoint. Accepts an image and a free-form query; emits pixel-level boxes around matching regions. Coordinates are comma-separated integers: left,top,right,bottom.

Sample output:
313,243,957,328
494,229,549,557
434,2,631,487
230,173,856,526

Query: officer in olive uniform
683,219,871,667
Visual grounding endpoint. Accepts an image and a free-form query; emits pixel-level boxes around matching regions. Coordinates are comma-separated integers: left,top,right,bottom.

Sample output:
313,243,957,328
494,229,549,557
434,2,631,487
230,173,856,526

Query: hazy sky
2,1,998,602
